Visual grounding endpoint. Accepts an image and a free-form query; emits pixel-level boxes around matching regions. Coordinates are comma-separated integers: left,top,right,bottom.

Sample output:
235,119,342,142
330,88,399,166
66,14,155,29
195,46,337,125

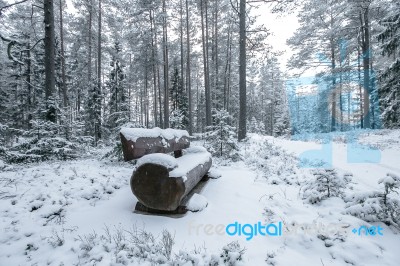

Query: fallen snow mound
121,127,189,142
136,153,178,171
208,168,222,179
187,193,208,212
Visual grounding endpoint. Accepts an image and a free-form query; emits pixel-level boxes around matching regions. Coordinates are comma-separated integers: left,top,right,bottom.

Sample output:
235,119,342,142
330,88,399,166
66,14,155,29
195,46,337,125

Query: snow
1,130,400,265
378,172,400,185
0,159,4,169
183,145,208,154
120,127,189,142
208,167,222,179
186,193,208,212
135,146,211,179
136,153,178,171
170,147,212,178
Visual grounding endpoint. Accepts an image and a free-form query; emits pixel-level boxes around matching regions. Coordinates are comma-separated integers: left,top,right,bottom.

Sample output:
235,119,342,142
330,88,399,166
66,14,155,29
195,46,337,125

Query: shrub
345,173,400,228
301,169,351,204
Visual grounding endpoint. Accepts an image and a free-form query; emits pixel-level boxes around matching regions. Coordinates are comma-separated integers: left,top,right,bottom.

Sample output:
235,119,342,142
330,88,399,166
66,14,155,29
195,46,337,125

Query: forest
0,0,400,265
0,0,399,158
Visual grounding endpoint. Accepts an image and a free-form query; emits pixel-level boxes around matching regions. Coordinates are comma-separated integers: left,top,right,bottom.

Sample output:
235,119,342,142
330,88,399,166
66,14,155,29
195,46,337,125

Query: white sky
252,4,300,71
63,0,299,72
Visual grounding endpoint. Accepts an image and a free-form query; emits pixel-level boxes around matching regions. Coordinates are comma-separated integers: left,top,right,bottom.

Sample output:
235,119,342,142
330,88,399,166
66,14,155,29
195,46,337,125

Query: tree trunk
180,0,185,100
44,0,56,122
162,0,169,128
361,8,371,128
201,0,211,127
87,0,93,112
96,0,102,142
150,10,158,127
238,0,246,140
186,0,192,134
59,0,67,107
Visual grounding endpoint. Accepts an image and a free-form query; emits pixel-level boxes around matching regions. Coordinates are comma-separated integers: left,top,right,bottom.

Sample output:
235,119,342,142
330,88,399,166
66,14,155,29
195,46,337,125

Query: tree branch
0,0,29,15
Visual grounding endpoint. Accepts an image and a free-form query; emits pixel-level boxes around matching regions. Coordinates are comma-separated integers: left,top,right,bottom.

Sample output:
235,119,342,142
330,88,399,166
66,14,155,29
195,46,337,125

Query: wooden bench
120,127,213,213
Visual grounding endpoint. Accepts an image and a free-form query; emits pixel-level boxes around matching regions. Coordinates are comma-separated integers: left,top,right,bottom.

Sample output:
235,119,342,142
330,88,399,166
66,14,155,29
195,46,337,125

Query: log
120,133,190,161
119,128,190,161
130,155,212,211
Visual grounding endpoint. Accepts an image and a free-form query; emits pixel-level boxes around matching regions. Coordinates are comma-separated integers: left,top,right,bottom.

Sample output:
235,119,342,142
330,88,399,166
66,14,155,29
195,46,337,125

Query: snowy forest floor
1,130,400,265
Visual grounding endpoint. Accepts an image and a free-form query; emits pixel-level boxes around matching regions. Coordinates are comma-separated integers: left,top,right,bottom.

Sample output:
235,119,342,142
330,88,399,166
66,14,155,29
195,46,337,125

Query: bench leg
174,150,183,158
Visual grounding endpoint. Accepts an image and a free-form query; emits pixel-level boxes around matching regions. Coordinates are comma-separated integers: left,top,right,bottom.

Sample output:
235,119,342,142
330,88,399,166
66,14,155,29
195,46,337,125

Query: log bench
120,127,213,213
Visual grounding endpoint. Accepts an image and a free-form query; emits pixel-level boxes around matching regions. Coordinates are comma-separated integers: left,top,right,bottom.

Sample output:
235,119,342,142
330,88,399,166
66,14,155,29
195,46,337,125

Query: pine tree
169,66,188,129
106,42,128,131
205,109,238,158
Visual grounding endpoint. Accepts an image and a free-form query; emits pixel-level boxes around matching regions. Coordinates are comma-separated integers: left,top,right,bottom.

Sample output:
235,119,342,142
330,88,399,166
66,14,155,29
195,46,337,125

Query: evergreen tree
106,42,128,132
169,66,189,129
205,109,238,158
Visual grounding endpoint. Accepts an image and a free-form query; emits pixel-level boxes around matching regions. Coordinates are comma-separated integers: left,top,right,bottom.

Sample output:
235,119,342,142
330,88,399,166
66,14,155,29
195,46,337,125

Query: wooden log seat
120,127,190,161
131,146,212,211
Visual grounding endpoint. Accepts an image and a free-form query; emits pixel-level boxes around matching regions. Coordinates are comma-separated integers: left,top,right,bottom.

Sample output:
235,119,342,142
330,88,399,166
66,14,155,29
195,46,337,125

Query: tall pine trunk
44,0,56,122
162,0,169,128
59,0,67,107
95,0,102,143
361,8,371,128
238,0,246,140
201,0,211,127
186,0,192,134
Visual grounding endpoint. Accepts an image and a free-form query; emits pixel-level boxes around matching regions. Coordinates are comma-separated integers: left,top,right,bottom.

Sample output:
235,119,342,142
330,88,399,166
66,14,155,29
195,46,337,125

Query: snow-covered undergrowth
241,134,300,185
1,130,400,265
247,132,400,265
0,155,246,265
75,226,245,265
345,172,400,229
0,158,132,264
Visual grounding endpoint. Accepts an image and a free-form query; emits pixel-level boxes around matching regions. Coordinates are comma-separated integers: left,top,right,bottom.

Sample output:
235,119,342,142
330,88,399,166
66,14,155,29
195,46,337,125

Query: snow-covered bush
75,226,246,265
301,169,351,204
170,109,186,129
3,137,78,164
243,136,298,184
248,117,265,134
220,241,246,265
204,109,239,160
345,173,400,228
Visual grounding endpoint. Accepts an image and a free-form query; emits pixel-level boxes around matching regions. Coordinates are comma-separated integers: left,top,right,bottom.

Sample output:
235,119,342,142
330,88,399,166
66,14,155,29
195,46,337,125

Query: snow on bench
120,127,190,161
131,146,212,211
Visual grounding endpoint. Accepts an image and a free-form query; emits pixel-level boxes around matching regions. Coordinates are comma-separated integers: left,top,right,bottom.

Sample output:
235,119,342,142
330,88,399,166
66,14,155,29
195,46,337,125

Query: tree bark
87,0,93,113
96,0,102,142
162,0,169,128
238,0,246,140
44,0,56,122
361,8,371,128
59,0,67,107
185,0,192,134
201,0,211,127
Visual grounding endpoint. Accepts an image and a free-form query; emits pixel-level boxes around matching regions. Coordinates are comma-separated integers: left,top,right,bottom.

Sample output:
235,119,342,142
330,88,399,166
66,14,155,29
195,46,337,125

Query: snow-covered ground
0,130,399,265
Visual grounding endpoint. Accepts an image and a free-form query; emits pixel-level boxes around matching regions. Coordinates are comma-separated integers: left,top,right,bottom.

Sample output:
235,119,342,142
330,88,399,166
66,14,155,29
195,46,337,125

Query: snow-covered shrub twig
301,169,351,204
75,226,246,265
243,136,298,185
345,173,400,228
